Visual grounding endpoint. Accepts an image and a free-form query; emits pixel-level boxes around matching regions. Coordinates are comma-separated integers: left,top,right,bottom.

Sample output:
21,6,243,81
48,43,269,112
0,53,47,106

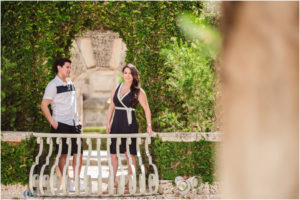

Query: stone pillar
218,2,298,198
77,37,96,69
109,38,124,70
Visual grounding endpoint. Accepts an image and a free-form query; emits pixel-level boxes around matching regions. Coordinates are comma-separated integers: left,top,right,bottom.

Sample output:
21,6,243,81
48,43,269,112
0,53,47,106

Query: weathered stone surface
1,184,27,199
1,181,220,199
70,39,88,80
69,30,126,127
83,97,109,126
77,37,96,68
79,30,123,69
80,70,120,126
1,131,222,142
88,71,119,95
1,131,33,142
109,38,127,70
157,132,222,142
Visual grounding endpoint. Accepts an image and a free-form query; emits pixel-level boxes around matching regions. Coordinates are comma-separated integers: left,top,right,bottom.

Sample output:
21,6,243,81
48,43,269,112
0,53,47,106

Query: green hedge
1,136,216,185
151,137,215,183
1,138,36,185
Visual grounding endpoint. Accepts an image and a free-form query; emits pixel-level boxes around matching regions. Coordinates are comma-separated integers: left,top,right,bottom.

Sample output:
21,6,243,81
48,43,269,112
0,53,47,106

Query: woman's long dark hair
122,64,140,107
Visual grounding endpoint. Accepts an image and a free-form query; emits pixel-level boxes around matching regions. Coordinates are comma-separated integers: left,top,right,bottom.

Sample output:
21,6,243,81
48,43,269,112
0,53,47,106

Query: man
41,58,83,191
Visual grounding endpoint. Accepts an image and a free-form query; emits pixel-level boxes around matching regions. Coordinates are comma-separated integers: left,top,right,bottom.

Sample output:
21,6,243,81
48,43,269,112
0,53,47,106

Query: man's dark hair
53,58,71,73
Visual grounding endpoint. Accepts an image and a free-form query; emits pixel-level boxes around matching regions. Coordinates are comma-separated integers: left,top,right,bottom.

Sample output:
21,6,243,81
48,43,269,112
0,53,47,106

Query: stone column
77,37,96,69
109,38,124,70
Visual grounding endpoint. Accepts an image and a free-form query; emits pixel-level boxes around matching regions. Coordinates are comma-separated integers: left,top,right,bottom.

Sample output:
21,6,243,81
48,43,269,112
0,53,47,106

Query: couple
41,58,154,191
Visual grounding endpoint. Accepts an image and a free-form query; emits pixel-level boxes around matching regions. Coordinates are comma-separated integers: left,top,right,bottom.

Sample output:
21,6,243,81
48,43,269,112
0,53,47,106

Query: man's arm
41,99,58,129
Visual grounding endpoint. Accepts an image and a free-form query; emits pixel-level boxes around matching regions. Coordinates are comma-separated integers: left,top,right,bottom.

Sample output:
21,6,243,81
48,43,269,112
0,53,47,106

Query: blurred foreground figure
218,2,298,198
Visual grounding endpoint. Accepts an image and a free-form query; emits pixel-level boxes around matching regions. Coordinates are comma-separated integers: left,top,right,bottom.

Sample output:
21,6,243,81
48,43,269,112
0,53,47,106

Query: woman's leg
125,153,136,175
125,153,136,193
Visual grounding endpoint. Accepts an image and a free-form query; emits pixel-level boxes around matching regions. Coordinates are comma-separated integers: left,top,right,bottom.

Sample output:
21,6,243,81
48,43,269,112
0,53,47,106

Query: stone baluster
62,138,71,195
136,137,146,194
50,137,62,195
39,137,53,195
106,138,114,195
29,137,43,193
116,137,125,195
145,136,159,193
125,137,137,194
74,137,82,195
96,138,103,195
84,138,92,195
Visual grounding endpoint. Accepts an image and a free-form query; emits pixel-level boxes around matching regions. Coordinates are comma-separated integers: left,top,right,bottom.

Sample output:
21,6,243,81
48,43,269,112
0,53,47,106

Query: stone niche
70,30,127,127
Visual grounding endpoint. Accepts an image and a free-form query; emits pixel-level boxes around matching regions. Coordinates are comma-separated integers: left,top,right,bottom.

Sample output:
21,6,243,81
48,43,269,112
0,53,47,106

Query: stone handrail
28,133,159,197
1,131,222,142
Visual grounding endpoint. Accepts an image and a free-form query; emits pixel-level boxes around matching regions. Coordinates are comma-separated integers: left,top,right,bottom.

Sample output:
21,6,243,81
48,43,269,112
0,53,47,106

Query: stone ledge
158,180,220,198
1,131,34,142
1,183,28,199
157,132,222,142
1,131,222,142
1,181,220,199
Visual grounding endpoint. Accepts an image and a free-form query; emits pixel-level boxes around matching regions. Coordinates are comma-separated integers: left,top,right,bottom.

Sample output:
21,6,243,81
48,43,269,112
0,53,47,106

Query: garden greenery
1,138,36,185
1,1,219,132
161,39,216,132
151,137,216,183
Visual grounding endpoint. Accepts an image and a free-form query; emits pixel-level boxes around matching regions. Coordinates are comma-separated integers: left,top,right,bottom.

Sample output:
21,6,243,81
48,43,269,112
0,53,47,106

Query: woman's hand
147,126,155,136
106,123,111,134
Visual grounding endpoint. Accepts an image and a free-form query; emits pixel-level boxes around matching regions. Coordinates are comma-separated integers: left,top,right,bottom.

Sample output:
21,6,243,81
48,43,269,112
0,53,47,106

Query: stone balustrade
1,131,222,142
1,131,222,198
28,133,158,197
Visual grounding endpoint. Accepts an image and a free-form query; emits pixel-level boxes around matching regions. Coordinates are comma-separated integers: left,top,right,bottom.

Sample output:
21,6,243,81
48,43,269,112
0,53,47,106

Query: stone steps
68,150,128,166
68,165,129,180
67,150,130,181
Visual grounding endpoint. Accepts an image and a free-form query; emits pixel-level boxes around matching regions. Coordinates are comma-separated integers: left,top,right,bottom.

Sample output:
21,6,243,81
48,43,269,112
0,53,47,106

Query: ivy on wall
1,1,209,132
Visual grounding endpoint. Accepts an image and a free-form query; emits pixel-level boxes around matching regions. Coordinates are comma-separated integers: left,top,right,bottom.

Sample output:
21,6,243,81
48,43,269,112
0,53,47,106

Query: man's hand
41,99,58,130
51,121,59,130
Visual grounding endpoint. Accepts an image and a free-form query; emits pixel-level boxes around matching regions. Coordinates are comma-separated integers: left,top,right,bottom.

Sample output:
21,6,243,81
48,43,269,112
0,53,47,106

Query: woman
106,63,154,192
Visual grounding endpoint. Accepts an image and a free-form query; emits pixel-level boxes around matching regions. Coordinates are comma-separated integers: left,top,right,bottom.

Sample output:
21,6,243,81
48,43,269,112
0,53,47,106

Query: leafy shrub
1,137,36,185
151,136,216,183
161,39,216,132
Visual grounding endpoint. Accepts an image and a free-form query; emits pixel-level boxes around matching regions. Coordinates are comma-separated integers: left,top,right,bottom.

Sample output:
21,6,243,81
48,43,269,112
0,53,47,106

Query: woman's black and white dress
110,83,139,155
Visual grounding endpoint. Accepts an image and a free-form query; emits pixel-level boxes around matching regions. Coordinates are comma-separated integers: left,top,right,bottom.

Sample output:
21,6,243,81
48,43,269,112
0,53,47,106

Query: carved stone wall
81,70,120,126
70,30,127,126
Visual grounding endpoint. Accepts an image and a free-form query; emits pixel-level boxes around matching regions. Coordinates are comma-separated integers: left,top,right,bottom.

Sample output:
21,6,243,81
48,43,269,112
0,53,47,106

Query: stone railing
1,131,222,142
29,133,159,197
1,131,222,198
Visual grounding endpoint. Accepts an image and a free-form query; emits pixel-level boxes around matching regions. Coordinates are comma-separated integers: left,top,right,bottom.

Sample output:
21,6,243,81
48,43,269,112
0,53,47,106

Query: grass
82,126,106,134
82,126,106,149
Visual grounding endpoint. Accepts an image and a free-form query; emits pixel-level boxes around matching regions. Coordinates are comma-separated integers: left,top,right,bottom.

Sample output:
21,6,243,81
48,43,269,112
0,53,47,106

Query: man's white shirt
43,75,80,126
